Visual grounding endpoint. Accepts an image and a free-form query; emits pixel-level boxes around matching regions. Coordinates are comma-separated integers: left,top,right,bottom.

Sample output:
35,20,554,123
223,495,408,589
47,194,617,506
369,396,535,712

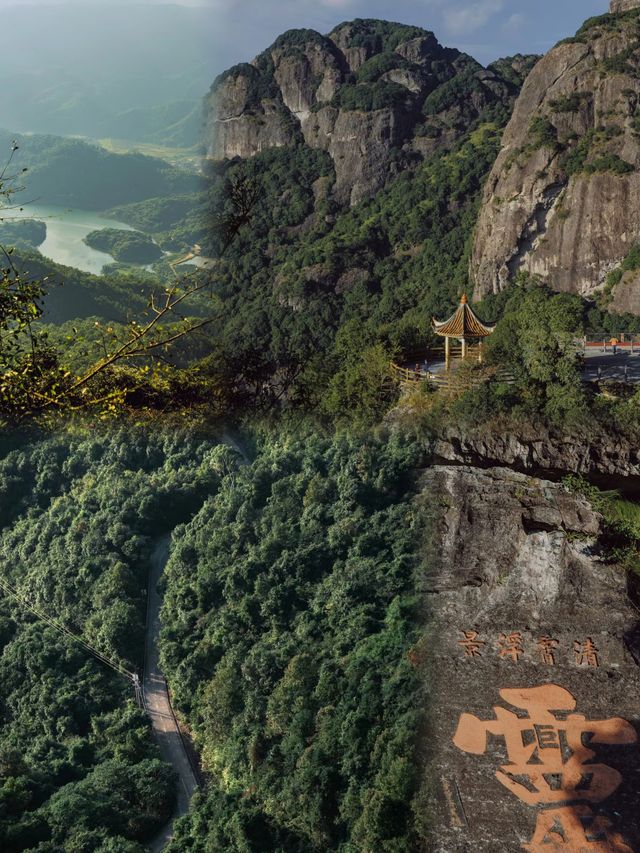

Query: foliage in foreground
484,280,589,427
161,429,430,852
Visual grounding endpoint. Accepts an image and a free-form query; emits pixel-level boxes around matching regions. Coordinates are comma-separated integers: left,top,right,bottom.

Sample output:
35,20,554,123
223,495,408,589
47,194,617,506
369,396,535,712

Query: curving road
145,535,199,853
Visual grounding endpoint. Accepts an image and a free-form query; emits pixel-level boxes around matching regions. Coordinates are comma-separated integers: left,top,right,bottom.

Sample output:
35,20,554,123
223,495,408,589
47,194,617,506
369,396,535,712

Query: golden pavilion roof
432,294,496,339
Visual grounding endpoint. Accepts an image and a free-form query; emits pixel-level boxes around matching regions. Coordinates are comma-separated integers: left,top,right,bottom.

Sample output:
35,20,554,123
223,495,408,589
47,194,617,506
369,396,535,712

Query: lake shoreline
1,204,144,275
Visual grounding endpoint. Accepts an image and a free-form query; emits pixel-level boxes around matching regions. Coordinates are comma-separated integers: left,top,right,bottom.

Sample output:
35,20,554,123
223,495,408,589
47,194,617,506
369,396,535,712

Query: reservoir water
1,204,137,275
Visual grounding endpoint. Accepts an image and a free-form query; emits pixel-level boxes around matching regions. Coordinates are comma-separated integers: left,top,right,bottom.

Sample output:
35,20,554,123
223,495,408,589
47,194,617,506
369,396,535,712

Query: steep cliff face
472,6,640,309
203,59,299,161
205,20,536,206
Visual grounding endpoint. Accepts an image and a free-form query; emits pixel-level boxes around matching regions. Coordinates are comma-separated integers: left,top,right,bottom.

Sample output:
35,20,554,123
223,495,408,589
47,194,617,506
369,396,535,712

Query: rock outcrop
611,0,640,13
432,424,640,482
423,465,640,852
472,6,640,309
203,62,299,162
205,21,537,206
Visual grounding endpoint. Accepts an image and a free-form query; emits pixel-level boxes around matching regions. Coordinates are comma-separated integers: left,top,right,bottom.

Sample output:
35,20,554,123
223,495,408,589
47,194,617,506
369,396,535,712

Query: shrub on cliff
333,81,412,111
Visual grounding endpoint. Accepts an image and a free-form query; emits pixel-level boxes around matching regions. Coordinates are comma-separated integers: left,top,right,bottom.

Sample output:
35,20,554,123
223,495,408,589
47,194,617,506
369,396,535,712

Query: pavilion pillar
478,340,483,364
445,336,450,371
461,338,467,361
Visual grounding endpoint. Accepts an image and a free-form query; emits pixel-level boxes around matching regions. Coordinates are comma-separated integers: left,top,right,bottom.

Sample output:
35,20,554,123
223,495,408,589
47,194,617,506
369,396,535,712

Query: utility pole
132,673,144,709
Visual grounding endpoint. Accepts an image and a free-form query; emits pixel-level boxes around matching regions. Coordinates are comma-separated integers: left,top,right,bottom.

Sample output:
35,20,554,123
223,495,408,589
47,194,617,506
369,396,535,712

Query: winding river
1,204,137,275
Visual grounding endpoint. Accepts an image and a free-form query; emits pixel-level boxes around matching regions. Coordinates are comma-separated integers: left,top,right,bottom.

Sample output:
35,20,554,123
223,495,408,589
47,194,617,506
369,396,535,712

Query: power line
0,574,143,702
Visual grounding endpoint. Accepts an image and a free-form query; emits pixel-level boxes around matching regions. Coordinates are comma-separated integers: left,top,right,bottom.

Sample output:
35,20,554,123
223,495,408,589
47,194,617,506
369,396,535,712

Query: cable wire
0,574,137,684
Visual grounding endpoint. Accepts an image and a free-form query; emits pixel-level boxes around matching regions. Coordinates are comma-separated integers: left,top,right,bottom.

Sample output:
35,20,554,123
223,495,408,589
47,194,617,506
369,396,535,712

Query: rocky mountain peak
204,20,537,206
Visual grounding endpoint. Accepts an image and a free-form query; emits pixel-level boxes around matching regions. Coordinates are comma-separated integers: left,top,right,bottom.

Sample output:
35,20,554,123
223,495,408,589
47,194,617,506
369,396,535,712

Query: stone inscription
453,685,637,852
459,630,600,667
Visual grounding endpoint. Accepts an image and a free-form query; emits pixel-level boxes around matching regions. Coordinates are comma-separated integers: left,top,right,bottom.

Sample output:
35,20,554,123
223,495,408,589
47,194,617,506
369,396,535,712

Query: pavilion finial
460,293,468,304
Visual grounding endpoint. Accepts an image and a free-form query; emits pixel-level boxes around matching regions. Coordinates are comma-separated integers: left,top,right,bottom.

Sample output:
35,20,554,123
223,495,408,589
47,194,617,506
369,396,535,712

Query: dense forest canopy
0,428,238,852
160,429,430,852
0,424,435,853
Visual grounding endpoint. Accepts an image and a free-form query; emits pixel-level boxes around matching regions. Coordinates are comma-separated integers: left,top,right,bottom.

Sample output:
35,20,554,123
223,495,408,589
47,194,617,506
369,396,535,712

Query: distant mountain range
0,129,201,210
0,4,217,145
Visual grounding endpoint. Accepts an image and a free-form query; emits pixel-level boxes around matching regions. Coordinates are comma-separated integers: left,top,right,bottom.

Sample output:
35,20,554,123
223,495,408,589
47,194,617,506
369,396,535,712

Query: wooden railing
402,345,482,367
390,362,515,394
391,364,427,384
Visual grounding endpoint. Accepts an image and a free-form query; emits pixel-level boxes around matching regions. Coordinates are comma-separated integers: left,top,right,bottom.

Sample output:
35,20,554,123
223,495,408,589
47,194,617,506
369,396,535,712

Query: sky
0,0,612,69
204,0,609,68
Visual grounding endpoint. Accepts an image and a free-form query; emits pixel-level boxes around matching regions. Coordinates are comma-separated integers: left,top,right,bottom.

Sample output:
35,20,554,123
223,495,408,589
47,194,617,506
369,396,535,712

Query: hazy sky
0,1,612,68
205,0,609,69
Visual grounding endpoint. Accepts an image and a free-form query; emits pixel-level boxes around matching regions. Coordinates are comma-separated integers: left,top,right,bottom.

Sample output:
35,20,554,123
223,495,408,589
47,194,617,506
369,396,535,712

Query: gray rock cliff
432,423,640,481
611,0,640,12
423,465,640,851
471,8,640,310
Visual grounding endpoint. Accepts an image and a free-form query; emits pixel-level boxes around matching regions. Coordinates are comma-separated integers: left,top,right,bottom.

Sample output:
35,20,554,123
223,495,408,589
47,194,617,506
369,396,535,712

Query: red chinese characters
453,685,637,852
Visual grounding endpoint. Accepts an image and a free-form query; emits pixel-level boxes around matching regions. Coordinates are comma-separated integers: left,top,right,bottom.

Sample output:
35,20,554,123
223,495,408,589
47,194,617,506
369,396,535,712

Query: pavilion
433,294,496,370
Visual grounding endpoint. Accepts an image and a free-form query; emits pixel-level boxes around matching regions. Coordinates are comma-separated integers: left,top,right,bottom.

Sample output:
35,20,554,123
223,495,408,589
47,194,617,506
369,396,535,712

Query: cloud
443,0,505,36
502,12,525,34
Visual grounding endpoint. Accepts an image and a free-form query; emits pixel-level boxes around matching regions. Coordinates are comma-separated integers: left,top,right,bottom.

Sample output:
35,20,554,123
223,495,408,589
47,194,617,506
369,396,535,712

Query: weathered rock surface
610,268,640,313
472,8,640,309
432,424,640,482
203,65,298,161
423,465,640,852
611,0,640,13
302,104,414,204
205,21,536,206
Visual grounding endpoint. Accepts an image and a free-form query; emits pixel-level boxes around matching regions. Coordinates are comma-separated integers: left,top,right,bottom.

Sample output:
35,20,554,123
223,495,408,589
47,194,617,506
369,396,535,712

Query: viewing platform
391,295,508,393
581,338,640,384
392,297,640,394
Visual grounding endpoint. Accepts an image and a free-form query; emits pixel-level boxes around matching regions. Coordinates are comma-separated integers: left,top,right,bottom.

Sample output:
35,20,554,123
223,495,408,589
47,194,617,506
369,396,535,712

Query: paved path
145,535,199,853
582,348,640,383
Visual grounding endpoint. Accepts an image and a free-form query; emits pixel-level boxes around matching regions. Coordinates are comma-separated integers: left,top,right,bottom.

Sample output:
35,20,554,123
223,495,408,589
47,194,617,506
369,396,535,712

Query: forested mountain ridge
207,19,537,205
0,130,200,212
176,24,538,422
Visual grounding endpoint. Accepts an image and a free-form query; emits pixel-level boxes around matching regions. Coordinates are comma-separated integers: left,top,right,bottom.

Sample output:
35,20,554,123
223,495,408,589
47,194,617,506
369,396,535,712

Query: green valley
0,131,201,213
